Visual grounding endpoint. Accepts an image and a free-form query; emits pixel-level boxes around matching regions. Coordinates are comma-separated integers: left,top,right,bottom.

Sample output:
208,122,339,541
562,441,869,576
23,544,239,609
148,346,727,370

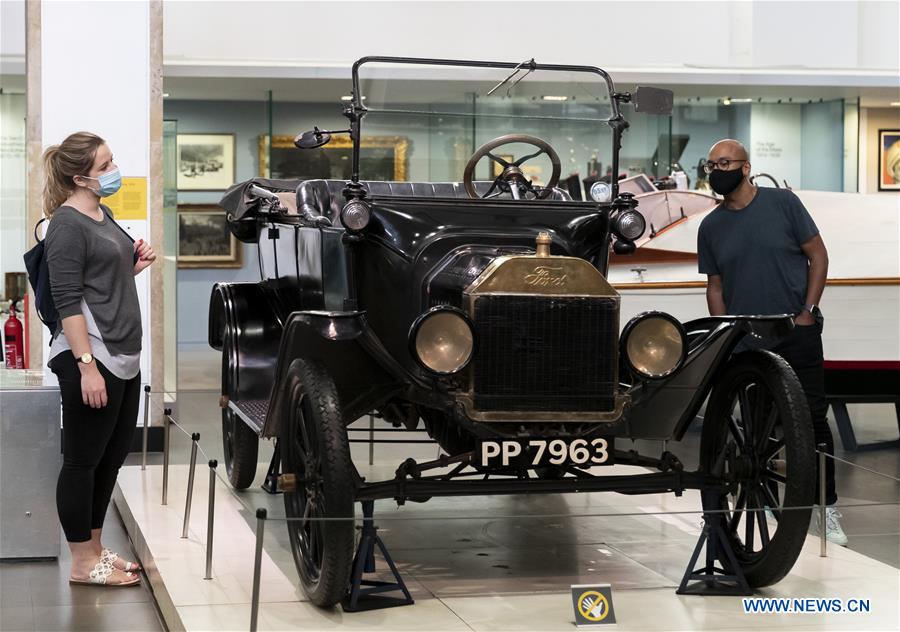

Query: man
697,139,846,545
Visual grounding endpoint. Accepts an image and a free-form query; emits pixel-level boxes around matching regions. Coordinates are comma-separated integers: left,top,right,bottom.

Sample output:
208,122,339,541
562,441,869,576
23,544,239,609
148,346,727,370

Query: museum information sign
103,177,147,220
571,583,617,627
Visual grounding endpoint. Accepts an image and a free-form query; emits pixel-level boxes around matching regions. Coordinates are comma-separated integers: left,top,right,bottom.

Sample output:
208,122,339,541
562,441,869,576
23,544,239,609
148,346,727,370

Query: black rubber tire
221,334,258,490
281,359,355,608
700,350,815,587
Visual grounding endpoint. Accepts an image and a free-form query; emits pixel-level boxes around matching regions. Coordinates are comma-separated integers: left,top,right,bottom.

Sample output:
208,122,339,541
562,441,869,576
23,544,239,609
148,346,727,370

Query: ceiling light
723,97,732,106
542,95,568,101
162,92,170,98
341,95,366,101
730,98,752,103
891,101,900,107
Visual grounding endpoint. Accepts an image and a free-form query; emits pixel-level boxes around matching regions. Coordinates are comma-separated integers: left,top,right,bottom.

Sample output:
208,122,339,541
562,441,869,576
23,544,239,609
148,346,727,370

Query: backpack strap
101,205,135,244
33,217,48,243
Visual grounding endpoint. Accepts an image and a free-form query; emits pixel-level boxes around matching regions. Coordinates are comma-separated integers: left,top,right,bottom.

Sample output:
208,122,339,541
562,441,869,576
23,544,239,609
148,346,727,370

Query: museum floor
1,349,898,631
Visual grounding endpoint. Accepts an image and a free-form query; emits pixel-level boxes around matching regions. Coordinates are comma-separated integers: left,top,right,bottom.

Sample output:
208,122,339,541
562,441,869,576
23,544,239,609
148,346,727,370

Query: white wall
40,0,154,382
0,94,26,287
162,1,900,79
0,0,25,61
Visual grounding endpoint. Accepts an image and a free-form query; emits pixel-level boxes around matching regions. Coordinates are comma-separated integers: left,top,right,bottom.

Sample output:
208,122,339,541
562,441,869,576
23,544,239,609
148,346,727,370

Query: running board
227,399,267,435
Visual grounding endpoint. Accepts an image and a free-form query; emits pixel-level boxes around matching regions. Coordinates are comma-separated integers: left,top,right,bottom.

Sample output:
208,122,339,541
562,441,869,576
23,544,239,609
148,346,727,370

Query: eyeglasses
703,158,747,174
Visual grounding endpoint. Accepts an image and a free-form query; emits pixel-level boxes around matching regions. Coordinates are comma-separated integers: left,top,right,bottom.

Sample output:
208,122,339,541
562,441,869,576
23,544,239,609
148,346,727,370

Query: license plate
476,437,615,468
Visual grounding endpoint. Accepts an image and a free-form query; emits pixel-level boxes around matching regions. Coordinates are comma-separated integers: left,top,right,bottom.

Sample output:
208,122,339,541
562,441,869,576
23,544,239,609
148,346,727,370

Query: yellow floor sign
571,584,616,626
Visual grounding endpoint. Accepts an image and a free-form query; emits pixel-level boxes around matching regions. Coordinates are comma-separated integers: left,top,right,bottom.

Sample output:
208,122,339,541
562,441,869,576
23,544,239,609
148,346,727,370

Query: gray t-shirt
45,205,142,355
697,187,819,315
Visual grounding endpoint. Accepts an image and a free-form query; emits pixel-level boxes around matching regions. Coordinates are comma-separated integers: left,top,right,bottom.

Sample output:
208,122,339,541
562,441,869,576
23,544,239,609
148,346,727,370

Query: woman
43,132,156,586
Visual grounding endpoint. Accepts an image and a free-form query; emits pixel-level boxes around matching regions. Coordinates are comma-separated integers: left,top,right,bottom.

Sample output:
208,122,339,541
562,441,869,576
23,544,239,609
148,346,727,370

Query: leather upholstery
295,179,572,224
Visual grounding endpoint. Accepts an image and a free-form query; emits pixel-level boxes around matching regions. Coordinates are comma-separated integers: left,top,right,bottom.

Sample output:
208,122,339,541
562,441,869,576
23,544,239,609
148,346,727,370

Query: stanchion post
182,432,200,539
162,408,171,505
204,459,217,580
368,414,375,465
818,442,827,557
250,508,267,632
141,385,150,470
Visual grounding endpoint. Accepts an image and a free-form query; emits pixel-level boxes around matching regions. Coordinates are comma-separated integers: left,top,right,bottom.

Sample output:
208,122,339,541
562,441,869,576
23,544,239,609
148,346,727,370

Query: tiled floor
0,505,164,632
116,458,900,631
3,348,897,632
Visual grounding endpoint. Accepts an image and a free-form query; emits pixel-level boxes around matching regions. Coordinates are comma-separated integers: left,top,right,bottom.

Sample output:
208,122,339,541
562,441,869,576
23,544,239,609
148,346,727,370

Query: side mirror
294,127,332,149
634,86,673,115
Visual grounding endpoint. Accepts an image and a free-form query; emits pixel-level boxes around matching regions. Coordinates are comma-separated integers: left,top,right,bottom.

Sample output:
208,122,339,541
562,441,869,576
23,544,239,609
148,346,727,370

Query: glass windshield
352,59,617,189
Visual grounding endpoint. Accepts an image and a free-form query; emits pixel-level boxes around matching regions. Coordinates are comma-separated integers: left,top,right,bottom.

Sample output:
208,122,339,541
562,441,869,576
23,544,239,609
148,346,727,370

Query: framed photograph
176,133,236,191
878,129,900,191
258,135,408,181
177,205,242,269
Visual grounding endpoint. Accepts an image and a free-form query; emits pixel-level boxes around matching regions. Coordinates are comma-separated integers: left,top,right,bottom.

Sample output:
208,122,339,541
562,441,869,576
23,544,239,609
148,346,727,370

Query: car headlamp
410,307,475,375
621,312,686,379
340,200,371,232
613,210,646,242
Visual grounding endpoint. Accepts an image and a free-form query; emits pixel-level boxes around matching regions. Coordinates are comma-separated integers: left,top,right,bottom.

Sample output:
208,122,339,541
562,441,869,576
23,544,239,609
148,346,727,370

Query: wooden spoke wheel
281,359,355,607
221,334,258,490
700,350,815,587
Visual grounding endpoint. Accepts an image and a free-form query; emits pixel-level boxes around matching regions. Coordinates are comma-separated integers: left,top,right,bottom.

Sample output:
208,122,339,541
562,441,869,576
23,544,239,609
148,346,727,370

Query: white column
33,0,159,394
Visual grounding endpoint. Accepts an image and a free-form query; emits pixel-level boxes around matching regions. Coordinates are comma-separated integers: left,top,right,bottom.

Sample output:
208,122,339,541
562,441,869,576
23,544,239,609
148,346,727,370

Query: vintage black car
209,57,814,607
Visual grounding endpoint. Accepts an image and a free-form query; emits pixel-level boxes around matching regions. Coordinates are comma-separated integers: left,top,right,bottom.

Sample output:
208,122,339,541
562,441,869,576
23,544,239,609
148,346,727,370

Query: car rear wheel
281,359,355,607
700,350,814,587
221,333,258,490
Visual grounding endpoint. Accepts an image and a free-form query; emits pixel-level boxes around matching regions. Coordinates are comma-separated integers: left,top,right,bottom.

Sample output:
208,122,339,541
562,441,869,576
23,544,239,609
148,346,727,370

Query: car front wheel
700,350,815,587
281,359,355,607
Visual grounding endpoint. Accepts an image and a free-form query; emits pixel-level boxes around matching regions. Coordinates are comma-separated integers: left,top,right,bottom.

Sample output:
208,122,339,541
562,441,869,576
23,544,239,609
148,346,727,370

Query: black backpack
23,206,135,341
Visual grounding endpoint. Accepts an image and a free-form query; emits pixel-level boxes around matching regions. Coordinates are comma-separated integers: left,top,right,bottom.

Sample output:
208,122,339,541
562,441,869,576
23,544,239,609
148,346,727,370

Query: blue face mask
84,168,122,198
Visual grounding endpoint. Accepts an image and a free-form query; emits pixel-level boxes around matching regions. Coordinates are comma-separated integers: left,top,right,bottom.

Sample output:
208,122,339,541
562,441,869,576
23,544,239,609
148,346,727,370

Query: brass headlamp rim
408,305,476,375
620,310,687,380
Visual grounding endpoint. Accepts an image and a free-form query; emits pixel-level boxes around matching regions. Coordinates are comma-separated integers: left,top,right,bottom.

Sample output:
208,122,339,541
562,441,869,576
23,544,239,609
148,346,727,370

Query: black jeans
767,321,837,505
49,354,140,543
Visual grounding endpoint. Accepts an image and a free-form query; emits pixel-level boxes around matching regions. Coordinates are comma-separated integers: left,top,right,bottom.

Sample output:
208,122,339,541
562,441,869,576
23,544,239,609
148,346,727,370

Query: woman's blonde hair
42,131,106,217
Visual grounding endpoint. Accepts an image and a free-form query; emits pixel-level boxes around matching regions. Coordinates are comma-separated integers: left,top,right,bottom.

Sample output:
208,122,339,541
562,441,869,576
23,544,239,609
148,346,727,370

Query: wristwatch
78,353,94,365
801,303,818,314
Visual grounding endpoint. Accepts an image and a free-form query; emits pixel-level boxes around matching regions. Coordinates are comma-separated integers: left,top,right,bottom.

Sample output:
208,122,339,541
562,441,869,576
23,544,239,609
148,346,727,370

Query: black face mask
709,168,744,196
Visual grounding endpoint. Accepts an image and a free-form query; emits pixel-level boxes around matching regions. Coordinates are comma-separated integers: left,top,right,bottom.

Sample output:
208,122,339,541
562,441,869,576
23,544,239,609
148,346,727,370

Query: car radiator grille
471,295,618,412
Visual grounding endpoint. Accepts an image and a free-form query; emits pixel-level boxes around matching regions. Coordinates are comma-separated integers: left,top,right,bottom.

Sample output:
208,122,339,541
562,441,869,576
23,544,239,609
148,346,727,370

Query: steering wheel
462,134,561,200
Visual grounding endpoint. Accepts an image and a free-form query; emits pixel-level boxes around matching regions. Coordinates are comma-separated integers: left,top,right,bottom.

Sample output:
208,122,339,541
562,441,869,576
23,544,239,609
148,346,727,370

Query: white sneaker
812,505,848,546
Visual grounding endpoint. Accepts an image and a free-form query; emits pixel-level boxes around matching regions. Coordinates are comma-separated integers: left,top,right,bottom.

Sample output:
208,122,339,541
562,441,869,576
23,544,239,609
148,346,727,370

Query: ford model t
209,57,814,608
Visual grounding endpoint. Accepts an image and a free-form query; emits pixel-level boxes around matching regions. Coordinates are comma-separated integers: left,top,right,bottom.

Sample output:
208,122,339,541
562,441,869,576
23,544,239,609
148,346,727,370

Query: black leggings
50,354,140,543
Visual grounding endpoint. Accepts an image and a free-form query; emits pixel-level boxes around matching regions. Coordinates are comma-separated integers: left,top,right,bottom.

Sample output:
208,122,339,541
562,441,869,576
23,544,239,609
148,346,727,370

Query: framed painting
258,135,408,181
177,205,242,269
176,133,236,191
878,129,900,191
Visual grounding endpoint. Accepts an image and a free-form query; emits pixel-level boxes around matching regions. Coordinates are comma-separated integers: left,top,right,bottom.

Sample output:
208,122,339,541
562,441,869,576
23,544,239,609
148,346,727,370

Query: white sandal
101,548,141,572
69,560,140,586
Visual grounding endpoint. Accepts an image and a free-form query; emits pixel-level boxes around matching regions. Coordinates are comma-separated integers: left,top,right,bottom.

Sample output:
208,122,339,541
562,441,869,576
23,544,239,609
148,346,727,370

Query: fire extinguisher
4,299,25,369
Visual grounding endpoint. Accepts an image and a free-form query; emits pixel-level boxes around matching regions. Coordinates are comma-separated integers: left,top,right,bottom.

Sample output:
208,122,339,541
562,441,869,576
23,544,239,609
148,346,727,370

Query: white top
49,299,141,380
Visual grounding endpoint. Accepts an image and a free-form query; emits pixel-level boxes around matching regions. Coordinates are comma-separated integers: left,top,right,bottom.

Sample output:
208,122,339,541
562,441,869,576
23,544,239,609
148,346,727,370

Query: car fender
208,282,283,402
261,310,409,439
620,315,794,441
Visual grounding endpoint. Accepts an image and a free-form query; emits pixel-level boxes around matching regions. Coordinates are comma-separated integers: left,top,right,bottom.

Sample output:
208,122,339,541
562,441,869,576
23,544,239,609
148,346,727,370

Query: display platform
115,460,899,631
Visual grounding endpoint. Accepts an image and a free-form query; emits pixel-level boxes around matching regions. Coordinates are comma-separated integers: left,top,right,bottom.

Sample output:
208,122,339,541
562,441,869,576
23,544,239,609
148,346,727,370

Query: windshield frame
345,56,624,198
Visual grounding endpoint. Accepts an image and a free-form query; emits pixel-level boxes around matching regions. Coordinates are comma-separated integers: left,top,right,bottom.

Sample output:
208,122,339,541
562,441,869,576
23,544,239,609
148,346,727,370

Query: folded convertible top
219,177,303,242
